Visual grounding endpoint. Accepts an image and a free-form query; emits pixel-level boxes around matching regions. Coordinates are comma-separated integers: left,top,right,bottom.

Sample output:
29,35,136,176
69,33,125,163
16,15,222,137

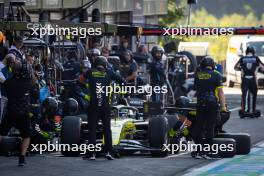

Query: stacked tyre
216,133,251,155
212,138,236,158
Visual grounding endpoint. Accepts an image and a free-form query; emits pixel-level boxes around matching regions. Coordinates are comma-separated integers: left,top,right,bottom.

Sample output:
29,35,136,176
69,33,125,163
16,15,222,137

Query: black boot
18,155,27,166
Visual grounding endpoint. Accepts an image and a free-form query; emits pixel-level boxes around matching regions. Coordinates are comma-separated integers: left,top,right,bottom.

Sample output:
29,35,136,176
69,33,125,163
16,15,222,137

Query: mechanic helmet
41,97,58,117
94,56,107,68
91,48,101,56
13,35,23,44
121,49,133,63
151,45,164,60
246,46,255,55
63,98,79,116
200,56,215,69
175,96,191,108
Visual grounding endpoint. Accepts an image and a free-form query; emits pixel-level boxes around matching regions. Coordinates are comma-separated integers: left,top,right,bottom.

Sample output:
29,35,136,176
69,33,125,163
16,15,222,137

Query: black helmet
200,56,215,69
94,56,107,68
120,49,133,63
246,46,255,55
121,49,133,57
175,96,191,108
41,97,58,117
13,35,23,44
63,98,79,116
151,45,164,58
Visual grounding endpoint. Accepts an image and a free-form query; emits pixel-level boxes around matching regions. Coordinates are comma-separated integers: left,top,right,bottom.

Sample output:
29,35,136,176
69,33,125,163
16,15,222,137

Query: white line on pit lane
165,152,190,159
229,107,240,112
183,140,264,176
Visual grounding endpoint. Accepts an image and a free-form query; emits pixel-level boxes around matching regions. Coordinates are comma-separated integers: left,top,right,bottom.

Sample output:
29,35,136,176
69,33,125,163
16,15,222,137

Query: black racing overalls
238,56,262,112
61,60,81,101
149,59,166,102
192,68,223,153
83,68,124,153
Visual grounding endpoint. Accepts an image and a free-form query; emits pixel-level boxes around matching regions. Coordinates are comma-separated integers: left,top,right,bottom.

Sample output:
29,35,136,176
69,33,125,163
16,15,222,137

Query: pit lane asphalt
0,87,264,176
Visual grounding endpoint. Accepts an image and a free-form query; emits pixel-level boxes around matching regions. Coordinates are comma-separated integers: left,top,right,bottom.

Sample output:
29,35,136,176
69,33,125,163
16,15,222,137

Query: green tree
159,3,264,63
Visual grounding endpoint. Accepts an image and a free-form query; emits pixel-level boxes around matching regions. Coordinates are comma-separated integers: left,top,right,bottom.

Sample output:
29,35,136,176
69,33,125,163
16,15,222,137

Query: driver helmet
63,98,79,116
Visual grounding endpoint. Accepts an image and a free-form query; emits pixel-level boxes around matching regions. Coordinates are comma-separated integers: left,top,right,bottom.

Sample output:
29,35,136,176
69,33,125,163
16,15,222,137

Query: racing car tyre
178,51,197,73
61,116,82,156
212,138,236,158
0,137,21,156
148,116,169,157
216,133,251,155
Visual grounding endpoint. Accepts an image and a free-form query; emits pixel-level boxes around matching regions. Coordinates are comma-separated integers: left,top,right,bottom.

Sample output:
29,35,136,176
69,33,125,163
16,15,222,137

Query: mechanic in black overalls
119,49,138,83
149,46,166,102
82,56,125,160
61,51,80,101
192,57,226,159
0,61,39,166
234,46,264,115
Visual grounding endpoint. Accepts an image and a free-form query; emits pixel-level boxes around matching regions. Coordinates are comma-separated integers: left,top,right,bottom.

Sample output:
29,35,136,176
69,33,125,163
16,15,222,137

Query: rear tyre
216,133,251,155
148,116,169,157
61,116,82,156
212,138,236,158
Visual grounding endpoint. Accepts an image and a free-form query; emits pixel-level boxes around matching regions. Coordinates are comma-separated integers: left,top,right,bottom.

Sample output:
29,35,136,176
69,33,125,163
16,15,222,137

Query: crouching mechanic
191,56,226,159
0,61,39,166
234,46,264,115
81,56,125,160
